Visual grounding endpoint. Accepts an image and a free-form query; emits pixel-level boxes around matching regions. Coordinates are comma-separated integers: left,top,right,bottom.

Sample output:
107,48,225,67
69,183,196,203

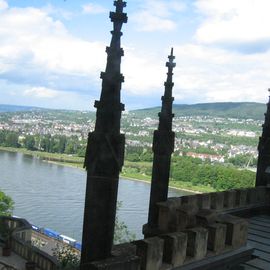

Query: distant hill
1,102,267,120
132,102,267,120
0,104,43,112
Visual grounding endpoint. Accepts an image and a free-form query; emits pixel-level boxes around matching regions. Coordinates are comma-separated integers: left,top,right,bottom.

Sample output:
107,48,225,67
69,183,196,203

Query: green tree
24,136,36,150
58,136,67,154
0,191,14,216
5,132,19,147
114,202,136,244
40,136,51,152
53,244,80,269
0,131,6,145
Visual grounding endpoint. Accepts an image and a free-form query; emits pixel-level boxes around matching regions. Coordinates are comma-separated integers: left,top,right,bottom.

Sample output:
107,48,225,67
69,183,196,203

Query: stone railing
11,237,59,270
157,186,268,233
0,261,17,270
133,186,269,270
0,216,59,270
86,186,269,270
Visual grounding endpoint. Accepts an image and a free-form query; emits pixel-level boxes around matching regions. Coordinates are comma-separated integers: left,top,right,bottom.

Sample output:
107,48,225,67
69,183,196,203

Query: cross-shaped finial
114,0,126,9
167,47,176,68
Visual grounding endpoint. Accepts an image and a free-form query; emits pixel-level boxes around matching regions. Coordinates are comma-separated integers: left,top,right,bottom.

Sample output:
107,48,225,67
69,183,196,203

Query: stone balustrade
88,186,268,270
0,216,59,270
0,261,17,270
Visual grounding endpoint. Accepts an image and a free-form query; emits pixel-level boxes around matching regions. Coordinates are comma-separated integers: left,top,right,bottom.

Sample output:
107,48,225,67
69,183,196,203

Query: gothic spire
158,47,175,132
256,89,270,186
81,1,127,267
261,89,270,137
144,49,176,235
93,0,127,135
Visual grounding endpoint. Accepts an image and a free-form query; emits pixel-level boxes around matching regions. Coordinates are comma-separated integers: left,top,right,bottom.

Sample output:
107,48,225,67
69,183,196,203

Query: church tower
144,48,176,236
80,0,127,267
256,89,270,187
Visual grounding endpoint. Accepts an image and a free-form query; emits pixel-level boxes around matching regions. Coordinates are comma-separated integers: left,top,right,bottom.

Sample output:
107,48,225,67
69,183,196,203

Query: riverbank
0,146,213,193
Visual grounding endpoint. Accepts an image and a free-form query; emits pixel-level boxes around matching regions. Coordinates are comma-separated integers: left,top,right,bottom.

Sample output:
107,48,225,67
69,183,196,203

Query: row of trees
171,156,255,190
124,150,256,191
0,131,86,157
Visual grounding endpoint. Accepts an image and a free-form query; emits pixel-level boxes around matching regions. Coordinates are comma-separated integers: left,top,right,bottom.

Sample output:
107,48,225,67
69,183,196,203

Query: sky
1,0,270,110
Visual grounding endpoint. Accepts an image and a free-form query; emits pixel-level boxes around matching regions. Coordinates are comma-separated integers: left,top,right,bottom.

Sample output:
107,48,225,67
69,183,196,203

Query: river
0,150,191,241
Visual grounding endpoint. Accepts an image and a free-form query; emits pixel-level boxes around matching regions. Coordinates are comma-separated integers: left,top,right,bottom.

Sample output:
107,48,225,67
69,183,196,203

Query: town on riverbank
0,103,261,193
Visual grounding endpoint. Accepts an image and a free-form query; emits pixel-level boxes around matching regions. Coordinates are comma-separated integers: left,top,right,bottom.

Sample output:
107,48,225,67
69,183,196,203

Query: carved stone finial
145,49,176,235
81,0,127,266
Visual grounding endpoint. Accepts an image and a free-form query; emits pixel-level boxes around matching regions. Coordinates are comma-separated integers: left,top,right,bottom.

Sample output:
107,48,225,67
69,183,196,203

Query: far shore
0,146,205,194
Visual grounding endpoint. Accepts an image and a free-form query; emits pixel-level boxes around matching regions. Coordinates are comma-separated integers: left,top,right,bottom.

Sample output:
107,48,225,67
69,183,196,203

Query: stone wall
12,237,59,270
0,216,59,270
87,186,269,270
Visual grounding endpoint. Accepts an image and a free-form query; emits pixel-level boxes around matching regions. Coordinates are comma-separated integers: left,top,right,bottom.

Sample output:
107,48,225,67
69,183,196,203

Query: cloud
82,3,107,14
123,48,164,94
172,44,270,103
1,0,270,111
0,0,8,11
131,0,186,32
195,0,270,48
23,87,60,98
132,12,176,32
0,4,106,94
42,4,74,20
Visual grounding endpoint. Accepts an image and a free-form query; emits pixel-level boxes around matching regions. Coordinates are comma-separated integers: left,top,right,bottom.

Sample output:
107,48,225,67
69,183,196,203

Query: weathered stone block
266,187,270,205
224,190,236,209
197,193,211,209
133,237,164,270
174,204,197,231
255,186,267,204
216,214,248,248
196,209,217,227
185,227,208,260
207,223,227,253
235,189,248,207
210,192,224,210
247,188,258,204
181,195,198,208
112,243,137,257
158,198,182,233
87,255,141,270
161,232,187,267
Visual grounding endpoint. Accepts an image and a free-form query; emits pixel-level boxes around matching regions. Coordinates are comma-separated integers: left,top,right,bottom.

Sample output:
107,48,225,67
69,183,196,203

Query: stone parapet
196,193,211,209
173,205,197,231
157,197,182,233
235,189,248,207
0,216,59,270
206,223,227,253
195,209,217,227
133,237,164,270
185,227,208,260
87,255,140,270
210,192,225,210
215,214,248,248
224,190,236,209
161,232,187,267
89,187,268,270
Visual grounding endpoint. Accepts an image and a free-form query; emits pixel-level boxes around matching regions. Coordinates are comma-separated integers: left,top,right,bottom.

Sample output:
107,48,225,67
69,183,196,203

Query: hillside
133,102,266,120
0,104,41,112
1,102,267,120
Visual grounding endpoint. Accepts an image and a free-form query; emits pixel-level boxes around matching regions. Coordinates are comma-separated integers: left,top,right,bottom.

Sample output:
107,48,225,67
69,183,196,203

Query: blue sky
1,0,270,110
